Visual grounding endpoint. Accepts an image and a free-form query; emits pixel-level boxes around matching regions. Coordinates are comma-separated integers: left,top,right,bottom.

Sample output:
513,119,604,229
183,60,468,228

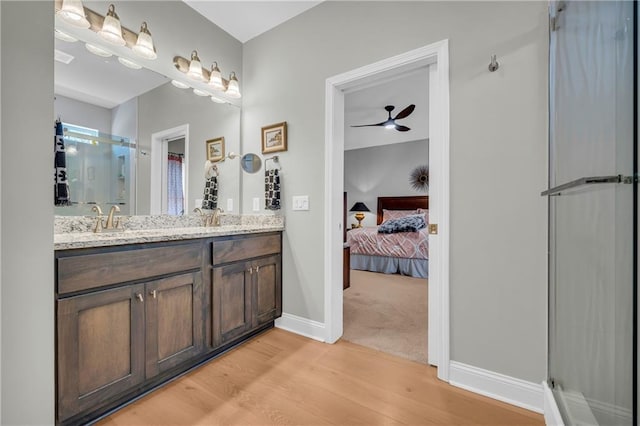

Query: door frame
150,124,189,215
324,40,451,381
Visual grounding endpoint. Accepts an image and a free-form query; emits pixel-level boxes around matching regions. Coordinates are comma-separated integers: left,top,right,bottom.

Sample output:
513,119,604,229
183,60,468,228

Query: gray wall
137,82,241,214
344,140,429,228
1,2,54,424
242,1,548,383
54,94,111,134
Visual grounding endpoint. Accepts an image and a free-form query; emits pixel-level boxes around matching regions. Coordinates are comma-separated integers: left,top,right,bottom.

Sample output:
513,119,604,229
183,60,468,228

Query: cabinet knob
150,290,157,299
136,293,144,302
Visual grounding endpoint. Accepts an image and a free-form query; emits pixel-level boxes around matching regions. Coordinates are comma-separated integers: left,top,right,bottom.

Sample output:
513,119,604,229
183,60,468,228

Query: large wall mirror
53,2,241,216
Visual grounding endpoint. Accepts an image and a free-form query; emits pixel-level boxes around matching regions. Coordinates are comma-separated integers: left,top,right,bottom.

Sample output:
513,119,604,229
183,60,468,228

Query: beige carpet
342,270,428,363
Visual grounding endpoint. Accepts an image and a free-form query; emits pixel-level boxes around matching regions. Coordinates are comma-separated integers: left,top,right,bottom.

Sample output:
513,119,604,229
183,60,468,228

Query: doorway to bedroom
324,40,450,380
342,68,430,363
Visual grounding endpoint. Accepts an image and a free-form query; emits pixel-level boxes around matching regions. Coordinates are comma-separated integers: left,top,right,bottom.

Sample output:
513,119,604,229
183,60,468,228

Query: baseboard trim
275,313,326,342
449,361,543,414
543,380,565,425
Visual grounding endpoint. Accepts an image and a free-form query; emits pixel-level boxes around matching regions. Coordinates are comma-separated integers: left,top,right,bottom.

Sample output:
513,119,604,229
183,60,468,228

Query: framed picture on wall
206,137,225,162
261,121,287,154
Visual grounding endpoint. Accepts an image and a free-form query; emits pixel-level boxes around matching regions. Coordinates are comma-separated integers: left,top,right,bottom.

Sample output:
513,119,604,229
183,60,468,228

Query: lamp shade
208,62,225,91
132,22,157,60
349,202,370,212
98,4,126,46
57,0,90,28
225,72,241,99
186,50,204,81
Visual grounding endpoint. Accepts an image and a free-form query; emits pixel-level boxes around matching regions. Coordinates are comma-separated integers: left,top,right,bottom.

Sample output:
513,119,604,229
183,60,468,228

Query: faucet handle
91,205,103,216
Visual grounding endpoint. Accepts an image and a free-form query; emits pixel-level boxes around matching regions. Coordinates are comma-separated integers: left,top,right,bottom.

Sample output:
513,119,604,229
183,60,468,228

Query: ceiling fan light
385,123,395,129
118,56,142,70
98,4,126,46
186,50,204,81
132,22,157,60
171,80,189,89
208,62,225,91
57,0,90,28
225,72,241,99
85,42,112,58
55,29,78,43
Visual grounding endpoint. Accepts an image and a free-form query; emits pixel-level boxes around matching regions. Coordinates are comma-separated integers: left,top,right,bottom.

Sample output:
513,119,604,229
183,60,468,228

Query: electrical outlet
252,197,260,211
226,198,233,212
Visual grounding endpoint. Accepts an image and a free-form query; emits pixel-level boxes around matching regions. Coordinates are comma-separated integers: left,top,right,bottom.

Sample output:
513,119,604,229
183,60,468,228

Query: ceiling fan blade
351,121,386,128
393,104,415,120
395,125,411,132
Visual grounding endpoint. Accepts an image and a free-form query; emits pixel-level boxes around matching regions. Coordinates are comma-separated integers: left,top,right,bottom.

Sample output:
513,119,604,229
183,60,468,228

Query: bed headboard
377,196,429,225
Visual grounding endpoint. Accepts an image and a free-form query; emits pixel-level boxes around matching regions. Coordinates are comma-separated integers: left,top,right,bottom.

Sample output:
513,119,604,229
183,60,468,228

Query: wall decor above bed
409,165,429,192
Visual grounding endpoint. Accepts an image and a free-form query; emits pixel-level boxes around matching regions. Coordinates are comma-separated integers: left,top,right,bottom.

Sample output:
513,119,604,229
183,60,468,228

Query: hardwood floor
99,328,543,425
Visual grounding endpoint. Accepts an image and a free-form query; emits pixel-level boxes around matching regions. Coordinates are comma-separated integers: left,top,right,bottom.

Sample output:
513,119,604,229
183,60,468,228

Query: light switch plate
226,198,233,212
292,195,309,211
252,197,260,211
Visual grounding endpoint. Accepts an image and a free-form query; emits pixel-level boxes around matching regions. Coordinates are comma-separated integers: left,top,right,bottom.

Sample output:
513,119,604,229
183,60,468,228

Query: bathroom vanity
54,217,283,425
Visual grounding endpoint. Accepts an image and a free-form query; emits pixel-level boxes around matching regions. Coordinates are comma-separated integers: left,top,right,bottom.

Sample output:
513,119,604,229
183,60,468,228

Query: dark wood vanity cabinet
211,233,282,348
55,233,282,425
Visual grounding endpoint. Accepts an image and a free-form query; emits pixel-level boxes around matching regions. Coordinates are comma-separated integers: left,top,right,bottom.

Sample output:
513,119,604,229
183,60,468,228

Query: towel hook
488,54,499,72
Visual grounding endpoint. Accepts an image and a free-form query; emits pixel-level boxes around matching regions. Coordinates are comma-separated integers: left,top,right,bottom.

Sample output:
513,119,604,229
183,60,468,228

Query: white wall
54,94,111,134
242,1,548,383
1,2,54,424
344,140,429,228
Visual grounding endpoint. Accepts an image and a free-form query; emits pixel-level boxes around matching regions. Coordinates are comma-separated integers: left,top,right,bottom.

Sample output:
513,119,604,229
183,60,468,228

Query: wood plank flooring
99,328,543,425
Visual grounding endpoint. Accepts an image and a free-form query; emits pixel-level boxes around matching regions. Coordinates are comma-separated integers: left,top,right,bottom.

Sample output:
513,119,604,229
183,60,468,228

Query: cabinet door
145,272,204,378
252,255,282,326
57,285,145,422
212,261,252,347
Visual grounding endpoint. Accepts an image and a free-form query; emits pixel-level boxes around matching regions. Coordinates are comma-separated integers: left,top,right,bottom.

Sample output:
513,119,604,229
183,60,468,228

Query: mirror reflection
54,15,241,216
241,154,262,174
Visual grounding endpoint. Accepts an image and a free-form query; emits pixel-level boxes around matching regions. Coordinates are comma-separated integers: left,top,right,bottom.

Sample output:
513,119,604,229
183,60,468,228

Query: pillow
417,208,429,223
382,209,420,223
378,214,426,234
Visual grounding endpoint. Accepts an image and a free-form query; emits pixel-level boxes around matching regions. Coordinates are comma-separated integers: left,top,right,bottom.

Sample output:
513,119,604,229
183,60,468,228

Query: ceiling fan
351,104,415,132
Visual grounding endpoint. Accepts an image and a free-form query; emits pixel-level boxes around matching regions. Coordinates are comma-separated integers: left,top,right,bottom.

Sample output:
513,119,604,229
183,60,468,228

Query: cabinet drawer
58,243,202,295
212,234,280,265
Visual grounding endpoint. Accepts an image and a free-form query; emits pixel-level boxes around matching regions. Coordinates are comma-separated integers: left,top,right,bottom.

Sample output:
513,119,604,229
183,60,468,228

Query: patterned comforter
346,226,429,259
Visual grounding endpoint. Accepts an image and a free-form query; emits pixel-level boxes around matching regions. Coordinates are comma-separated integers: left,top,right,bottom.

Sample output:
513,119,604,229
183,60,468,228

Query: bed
347,196,429,278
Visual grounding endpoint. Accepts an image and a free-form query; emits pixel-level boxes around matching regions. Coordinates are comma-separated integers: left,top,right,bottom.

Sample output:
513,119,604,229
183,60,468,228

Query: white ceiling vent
54,49,75,65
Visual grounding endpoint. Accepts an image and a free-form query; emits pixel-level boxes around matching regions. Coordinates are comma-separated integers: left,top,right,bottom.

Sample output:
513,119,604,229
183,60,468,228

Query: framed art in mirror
206,137,225,162
261,121,287,154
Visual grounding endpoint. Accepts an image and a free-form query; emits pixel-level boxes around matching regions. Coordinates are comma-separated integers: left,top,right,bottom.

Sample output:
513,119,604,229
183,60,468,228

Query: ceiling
182,1,323,43
344,68,429,151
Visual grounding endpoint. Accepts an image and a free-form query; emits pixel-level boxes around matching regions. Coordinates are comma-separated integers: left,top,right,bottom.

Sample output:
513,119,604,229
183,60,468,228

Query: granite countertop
54,214,284,250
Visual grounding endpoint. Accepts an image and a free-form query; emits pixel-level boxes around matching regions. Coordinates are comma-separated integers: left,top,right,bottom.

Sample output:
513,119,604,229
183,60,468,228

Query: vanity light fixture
225,72,241,99
171,80,190,89
186,51,205,81
55,29,78,43
193,88,209,97
208,62,225,91
174,53,241,100
57,0,90,28
98,4,126,46
85,43,112,58
132,22,157,60
117,56,142,70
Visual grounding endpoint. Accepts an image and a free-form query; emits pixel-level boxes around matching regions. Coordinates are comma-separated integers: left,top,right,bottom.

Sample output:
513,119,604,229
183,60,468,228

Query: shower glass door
547,1,636,425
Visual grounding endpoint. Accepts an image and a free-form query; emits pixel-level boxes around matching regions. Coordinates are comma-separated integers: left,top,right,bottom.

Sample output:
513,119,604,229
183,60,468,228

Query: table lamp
349,202,370,228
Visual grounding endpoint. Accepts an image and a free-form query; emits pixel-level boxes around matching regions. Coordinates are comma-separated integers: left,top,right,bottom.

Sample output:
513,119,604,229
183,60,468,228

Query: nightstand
343,242,350,289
